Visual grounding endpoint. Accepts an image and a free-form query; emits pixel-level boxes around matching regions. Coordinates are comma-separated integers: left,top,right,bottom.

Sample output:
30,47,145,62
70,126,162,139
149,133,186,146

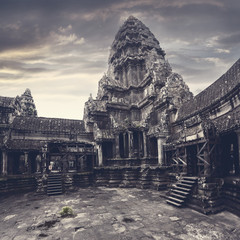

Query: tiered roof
5,116,91,150
0,96,14,108
11,116,86,134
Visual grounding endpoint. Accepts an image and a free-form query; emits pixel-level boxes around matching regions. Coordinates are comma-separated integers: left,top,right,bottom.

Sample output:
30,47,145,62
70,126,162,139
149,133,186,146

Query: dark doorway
8,152,20,175
220,132,239,176
0,150,2,174
186,145,198,176
119,133,124,158
124,132,129,158
102,141,113,161
149,137,158,157
132,131,144,157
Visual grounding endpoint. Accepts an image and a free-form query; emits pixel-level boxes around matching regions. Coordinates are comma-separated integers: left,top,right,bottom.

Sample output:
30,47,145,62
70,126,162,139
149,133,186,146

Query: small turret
19,88,37,117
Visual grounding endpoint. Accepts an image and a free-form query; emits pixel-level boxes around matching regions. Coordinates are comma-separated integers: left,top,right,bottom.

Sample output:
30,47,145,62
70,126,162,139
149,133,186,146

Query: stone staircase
166,176,198,207
47,173,63,196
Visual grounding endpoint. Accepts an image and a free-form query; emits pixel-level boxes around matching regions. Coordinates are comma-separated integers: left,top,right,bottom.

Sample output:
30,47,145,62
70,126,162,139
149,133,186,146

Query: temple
1,16,240,215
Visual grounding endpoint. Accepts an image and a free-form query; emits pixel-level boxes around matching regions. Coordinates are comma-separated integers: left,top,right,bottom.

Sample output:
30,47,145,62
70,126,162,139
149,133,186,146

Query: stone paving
1,187,240,240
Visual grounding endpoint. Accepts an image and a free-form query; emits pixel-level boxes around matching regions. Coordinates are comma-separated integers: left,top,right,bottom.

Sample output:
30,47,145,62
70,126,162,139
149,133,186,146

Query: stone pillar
2,151,8,175
24,152,30,174
119,68,123,83
97,143,103,166
124,66,128,87
204,146,211,176
36,154,42,173
235,130,240,174
136,64,141,85
127,63,131,87
115,134,120,158
41,145,48,173
138,132,143,157
128,131,134,158
157,137,165,166
143,132,148,158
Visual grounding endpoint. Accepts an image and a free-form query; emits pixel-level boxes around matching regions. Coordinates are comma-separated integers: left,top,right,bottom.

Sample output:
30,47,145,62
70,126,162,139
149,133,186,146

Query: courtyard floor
0,187,240,240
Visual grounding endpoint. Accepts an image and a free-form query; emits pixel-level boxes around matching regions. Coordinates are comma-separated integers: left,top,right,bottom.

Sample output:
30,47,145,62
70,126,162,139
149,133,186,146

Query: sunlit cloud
0,0,239,119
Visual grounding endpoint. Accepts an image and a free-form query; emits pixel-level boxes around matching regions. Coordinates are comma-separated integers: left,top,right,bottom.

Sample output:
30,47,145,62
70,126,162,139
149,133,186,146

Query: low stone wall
0,175,37,194
73,172,94,188
105,158,158,167
35,172,94,194
223,177,240,216
94,166,171,190
186,177,224,214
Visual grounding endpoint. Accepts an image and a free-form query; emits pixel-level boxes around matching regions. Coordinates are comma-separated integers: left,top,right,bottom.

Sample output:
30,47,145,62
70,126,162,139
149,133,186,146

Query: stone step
47,186,62,190
182,176,198,180
171,192,187,199
166,199,182,207
177,183,193,188
47,189,62,194
174,186,191,192
168,196,185,203
181,179,196,184
48,177,61,179
47,190,62,195
47,175,63,196
47,191,63,196
167,176,197,208
47,181,62,184
172,189,190,195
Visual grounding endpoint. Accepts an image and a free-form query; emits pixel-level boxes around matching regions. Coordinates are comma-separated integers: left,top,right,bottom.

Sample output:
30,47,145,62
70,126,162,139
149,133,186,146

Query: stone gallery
1,16,240,215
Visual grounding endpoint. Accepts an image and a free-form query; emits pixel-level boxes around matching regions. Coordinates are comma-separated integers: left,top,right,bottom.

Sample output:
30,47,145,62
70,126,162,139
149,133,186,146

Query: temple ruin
1,16,240,216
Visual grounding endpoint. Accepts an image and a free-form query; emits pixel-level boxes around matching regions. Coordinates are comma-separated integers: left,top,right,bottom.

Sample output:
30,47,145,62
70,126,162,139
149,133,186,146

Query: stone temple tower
84,16,192,166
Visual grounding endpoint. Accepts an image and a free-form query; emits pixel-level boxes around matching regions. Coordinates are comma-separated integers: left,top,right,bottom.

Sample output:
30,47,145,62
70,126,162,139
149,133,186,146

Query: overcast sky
0,0,240,119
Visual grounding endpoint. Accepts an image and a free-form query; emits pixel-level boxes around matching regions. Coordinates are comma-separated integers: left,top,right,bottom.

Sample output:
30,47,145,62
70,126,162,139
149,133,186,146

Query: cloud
49,31,85,46
0,0,239,119
218,32,240,47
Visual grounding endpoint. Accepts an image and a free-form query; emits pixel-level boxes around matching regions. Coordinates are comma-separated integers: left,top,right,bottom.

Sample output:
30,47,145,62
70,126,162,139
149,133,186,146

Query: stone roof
0,96,14,108
11,116,86,134
6,139,46,150
213,104,240,133
177,58,240,121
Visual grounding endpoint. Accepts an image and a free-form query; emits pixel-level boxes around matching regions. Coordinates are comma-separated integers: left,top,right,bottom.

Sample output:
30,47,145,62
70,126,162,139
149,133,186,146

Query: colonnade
96,130,166,166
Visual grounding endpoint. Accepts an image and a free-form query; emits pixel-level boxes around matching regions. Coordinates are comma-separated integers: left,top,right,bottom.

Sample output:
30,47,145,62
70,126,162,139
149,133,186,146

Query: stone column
157,137,165,166
2,151,8,175
235,130,240,174
138,132,143,157
143,132,148,158
136,64,141,85
97,143,103,166
36,154,42,173
24,152,30,174
128,131,134,158
115,134,120,158
124,66,128,87
41,145,48,173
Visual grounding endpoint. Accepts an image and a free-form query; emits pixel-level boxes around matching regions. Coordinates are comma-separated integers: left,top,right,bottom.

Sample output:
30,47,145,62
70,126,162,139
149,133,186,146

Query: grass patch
59,206,74,217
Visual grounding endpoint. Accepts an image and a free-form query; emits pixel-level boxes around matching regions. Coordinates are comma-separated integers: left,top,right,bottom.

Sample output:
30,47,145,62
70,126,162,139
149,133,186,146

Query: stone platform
1,187,240,240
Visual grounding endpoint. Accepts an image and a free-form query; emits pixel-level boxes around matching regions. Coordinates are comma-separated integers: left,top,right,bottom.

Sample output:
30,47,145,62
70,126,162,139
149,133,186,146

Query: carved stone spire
85,16,193,134
20,88,37,117
13,88,37,117
106,16,168,89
